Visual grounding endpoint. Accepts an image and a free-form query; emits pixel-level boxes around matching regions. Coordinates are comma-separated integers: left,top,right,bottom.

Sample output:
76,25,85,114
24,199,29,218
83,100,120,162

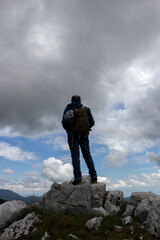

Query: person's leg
80,135,97,180
68,132,82,182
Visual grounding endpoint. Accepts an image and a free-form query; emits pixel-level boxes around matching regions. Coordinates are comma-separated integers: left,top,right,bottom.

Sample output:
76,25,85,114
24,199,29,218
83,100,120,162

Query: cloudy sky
0,0,160,197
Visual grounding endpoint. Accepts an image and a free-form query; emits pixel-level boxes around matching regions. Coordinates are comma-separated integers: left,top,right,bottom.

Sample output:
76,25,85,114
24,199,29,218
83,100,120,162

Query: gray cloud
0,0,160,144
146,152,160,167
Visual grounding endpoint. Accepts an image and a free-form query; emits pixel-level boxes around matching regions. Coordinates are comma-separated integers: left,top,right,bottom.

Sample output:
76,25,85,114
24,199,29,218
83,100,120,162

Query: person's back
62,95,97,185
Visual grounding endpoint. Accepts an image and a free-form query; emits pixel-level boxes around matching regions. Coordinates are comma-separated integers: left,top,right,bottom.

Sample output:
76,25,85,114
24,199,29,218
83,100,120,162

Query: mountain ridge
0,189,42,205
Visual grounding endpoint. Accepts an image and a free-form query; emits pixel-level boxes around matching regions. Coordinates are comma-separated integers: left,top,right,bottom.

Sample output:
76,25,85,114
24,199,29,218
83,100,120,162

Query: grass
14,203,157,240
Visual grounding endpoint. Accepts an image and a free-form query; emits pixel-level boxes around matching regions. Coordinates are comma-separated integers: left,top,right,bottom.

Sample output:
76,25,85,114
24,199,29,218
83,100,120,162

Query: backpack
73,106,90,135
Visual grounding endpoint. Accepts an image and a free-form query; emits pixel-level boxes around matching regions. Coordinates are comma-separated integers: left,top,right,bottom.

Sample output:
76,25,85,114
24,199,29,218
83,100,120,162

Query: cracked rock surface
0,212,39,240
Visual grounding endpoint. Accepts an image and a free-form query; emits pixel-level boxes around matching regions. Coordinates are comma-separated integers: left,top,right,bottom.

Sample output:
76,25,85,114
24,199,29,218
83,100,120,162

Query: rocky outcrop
1,178,160,239
40,175,123,215
123,192,160,238
104,190,123,215
0,212,39,240
0,200,27,231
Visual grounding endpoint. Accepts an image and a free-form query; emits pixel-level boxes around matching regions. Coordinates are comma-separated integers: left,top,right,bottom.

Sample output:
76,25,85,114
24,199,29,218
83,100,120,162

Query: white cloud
53,135,69,151
44,135,69,151
98,176,111,184
128,178,147,187
0,142,37,162
3,169,14,174
141,170,160,185
109,180,128,189
106,141,127,167
42,157,73,182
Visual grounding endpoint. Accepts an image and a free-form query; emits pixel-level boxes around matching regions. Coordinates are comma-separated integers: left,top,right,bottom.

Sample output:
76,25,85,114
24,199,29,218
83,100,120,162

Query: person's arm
62,107,68,130
85,107,95,128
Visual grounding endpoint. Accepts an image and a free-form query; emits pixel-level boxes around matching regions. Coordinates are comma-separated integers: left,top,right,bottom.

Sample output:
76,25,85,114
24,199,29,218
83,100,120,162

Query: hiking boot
91,178,97,184
72,179,82,185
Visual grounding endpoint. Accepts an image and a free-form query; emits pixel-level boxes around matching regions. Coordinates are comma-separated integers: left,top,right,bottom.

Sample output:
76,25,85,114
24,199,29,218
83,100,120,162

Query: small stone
90,207,109,217
41,231,50,240
129,225,134,234
68,233,79,239
122,216,132,225
114,225,123,233
85,217,103,230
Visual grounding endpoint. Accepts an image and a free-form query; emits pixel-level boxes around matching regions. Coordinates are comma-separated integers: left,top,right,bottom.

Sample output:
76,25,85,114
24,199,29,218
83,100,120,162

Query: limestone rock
40,175,106,214
0,212,39,240
68,233,79,239
128,192,157,207
104,201,120,215
129,225,134,234
114,225,123,233
125,192,160,238
122,204,135,217
41,231,50,240
85,217,103,230
122,216,132,225
134,199,150,223
0,200,26,231
104,190,123,215
105,190,123,206
90,207,109,217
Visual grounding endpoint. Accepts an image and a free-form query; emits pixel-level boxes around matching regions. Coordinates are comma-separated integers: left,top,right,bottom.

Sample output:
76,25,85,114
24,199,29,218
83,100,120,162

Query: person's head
71,95,81,102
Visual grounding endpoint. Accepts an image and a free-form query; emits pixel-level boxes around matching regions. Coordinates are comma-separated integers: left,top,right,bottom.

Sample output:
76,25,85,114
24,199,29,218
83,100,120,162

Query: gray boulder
104,201,120,215
40,175,106,214
0,200,26,231
134,199,150,223
114,225,123,233
0,212,39,240
128,192,157,207
122,216,132,225
124,192,160,238
104,190,123,215
105,190,123,206
85,217,103,230
122,204,135,217
90,207,109,217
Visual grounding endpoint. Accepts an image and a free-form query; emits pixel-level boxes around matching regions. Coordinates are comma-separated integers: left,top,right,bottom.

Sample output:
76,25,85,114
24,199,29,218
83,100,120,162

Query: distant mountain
25,195,42,205
0,189,42,205
123,196,130,202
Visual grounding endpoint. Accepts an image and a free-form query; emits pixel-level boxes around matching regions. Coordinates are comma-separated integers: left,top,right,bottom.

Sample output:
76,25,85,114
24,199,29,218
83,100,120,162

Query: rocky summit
39,175,123,215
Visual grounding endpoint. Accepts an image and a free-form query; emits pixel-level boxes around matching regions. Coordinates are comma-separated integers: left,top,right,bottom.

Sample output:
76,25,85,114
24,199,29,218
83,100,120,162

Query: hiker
62,95,97,185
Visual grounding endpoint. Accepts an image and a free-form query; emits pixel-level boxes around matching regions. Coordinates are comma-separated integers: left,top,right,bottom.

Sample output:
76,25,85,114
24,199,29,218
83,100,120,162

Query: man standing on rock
62,95,97,185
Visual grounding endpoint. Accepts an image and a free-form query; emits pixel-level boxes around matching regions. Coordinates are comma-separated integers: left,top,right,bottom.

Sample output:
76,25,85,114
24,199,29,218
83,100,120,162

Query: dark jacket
62,101,95,132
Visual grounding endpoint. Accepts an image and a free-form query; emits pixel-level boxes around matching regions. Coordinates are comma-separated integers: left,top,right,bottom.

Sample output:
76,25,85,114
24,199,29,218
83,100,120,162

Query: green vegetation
16,204,156,240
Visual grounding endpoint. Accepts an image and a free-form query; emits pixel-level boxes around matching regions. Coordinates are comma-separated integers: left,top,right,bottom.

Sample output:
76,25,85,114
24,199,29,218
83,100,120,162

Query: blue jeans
68,132,97,181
